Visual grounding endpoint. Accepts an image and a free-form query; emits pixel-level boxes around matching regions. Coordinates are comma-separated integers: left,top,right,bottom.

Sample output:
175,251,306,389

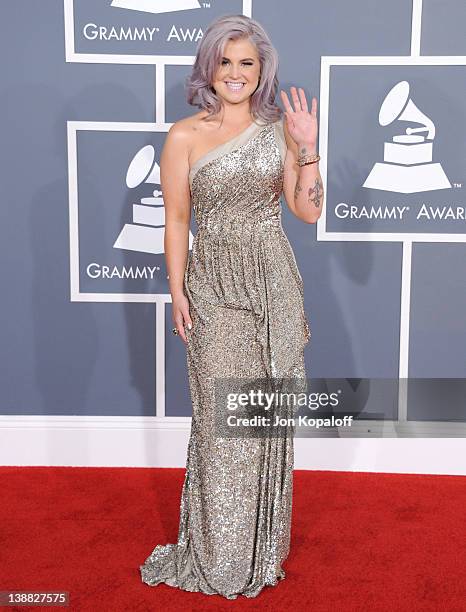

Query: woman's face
211,37,261,108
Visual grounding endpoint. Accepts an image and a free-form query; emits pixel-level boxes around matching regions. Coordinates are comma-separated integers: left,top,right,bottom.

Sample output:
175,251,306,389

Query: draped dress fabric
139,116,311,600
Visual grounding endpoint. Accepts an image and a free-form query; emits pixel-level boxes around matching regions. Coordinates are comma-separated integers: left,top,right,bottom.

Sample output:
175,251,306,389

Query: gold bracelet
296,153,320,166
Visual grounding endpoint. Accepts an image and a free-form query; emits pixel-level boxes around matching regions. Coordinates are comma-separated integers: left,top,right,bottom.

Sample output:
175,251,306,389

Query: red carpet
1,467,466,611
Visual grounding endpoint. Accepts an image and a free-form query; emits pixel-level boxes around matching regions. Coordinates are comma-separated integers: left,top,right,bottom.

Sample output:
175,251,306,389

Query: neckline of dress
189,119,262,172
188,117,280,186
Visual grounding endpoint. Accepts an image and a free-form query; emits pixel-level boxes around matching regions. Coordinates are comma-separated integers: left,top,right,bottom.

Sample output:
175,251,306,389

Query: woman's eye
221,60,253,66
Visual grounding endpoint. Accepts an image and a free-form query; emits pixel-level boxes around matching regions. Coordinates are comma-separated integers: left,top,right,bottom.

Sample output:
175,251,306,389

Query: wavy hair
185,14,282,124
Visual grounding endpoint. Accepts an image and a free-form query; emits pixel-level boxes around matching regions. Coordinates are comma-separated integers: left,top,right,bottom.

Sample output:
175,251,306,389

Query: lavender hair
185,14,282,124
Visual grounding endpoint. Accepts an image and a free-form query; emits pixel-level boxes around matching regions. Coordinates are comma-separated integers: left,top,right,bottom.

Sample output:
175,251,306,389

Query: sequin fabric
139,117,311,600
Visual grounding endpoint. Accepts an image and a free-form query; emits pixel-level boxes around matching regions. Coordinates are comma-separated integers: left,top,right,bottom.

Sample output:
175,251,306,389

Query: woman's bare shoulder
168,112,209,142
167,113,213,168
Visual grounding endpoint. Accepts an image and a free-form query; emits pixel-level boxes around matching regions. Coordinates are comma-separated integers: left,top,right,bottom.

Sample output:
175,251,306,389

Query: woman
140,14,323,600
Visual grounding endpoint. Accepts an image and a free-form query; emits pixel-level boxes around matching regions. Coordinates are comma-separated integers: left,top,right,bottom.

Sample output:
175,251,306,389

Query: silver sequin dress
140,116,311,600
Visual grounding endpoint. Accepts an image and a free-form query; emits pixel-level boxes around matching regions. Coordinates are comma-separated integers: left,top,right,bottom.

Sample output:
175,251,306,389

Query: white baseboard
1,416,465,475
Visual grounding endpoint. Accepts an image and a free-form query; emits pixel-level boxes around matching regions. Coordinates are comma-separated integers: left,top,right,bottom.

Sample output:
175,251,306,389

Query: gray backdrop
1,1,465,429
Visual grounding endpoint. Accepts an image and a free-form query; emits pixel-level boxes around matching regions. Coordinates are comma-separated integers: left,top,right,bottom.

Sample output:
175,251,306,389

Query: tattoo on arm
294,181,302,201
308,178,323,208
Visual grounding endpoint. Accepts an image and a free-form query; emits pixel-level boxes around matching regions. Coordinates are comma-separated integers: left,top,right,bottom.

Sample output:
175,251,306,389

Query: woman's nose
229,66,240,78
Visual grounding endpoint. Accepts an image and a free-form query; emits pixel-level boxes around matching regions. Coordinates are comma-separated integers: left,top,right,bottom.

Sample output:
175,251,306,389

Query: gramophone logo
110,0,201,13
114,144,194,255
363,80,451,194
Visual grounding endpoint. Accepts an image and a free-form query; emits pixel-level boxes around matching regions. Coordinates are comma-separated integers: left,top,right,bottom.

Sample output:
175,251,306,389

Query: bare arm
160,122,193,342
281,87,324,224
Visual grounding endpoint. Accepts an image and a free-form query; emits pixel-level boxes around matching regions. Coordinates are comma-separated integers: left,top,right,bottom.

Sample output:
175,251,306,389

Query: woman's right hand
171,292,193,344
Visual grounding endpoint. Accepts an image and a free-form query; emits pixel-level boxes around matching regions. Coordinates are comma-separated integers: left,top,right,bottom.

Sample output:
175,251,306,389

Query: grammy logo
113,144,194,255
363,80,451,194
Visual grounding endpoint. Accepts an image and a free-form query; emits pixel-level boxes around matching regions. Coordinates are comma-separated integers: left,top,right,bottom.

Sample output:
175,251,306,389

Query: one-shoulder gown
140,116,311,600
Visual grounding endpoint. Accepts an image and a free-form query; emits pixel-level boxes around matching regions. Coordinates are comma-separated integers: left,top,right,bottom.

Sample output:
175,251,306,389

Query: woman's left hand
280,86,318,151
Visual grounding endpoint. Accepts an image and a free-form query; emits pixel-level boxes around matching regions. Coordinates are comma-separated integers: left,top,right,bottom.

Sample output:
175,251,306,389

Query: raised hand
280,86,318,151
